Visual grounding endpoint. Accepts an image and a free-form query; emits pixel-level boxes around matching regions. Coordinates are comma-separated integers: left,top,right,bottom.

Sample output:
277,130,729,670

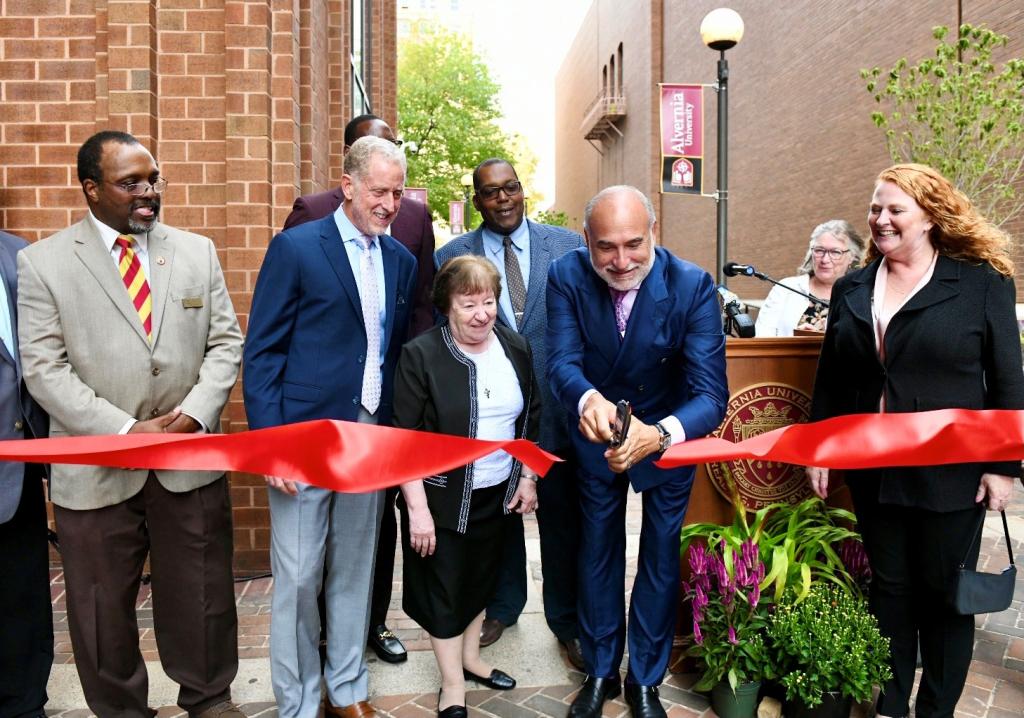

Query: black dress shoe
479,617,505,647
624,684,666,718
559,637,585,671
463,668,516,690
368,623,408,663
568,675,621,718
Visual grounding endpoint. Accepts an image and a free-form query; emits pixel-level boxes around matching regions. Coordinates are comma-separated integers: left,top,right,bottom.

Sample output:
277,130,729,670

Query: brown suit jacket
284,189,436,336
17,217,243,510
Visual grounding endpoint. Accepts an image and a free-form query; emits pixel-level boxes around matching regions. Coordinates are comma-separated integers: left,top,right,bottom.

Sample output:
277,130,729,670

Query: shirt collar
89,212,148,253
482,220,529,257
334,203,377,247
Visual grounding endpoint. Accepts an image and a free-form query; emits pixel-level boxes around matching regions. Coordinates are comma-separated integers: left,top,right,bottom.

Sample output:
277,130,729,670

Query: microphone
723,261,756,277
717,286,756,338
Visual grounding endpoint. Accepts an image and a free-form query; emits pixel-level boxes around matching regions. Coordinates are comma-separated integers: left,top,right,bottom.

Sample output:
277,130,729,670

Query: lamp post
460,172,474,230
700,8,744,287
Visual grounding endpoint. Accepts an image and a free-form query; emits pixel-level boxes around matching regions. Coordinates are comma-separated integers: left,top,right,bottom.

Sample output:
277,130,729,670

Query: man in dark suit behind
547,186,728,718
0,229,50,718
283,115,434,664
435,159,586,668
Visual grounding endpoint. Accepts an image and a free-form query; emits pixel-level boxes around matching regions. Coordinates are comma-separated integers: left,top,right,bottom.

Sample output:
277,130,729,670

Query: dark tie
503,236,527,329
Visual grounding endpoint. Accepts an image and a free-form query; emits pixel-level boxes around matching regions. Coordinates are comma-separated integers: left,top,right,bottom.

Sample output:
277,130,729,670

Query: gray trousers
268,409,384,718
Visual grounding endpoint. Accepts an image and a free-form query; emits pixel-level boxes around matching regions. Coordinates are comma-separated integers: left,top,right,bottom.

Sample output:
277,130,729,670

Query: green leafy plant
766,584,892,707
681,466,865,606
862,24,1024,227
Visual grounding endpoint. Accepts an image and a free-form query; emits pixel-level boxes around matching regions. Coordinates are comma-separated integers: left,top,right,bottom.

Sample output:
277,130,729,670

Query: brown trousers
55,473,238,718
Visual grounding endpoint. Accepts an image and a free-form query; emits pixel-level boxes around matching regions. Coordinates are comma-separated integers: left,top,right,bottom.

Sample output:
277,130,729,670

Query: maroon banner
657,409,1024,470
659,84,704,195
0,420,559,493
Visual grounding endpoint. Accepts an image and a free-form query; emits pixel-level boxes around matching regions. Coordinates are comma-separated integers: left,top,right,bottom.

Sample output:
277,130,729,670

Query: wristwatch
654,422,672,453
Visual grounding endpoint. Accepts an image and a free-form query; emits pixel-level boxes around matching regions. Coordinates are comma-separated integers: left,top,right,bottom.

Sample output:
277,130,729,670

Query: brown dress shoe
479,618,505,647
191,700,246,718
324,700,378,718
561,637,585,671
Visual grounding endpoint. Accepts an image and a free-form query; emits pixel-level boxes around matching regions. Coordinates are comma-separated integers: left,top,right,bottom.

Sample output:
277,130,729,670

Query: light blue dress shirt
481,220,530,327
334,205,388,366
0,272,13,359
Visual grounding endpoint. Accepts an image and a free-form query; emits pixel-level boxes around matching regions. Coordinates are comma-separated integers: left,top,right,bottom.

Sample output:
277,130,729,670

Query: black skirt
400,480,510,638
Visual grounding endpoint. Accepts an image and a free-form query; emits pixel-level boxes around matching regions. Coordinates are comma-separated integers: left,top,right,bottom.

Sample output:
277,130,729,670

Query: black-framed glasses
107,178,168,196
477,180,523,200
390,138,404,147
810,246,850,261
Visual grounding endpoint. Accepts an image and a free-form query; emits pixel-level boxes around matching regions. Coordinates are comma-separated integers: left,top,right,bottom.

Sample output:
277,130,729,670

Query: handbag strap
959,508,1014,568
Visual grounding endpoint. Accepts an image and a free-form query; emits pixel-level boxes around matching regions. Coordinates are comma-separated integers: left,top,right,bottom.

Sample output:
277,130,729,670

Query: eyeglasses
477,180,523,200
810,246,850,261
391,138,404,147
107,178,168,196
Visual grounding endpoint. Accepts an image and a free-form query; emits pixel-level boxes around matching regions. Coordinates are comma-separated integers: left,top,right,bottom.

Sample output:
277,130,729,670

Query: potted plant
766,583,892,718
683,539,769,718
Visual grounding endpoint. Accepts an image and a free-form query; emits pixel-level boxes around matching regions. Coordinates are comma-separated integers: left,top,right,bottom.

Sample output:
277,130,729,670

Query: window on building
351,0,372,115
609,54,616,96
616,43,623,97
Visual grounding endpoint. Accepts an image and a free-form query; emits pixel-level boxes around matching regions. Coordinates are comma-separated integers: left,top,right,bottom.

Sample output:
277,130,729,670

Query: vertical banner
449,200,465,235
405,187,428,205
659,84,704,195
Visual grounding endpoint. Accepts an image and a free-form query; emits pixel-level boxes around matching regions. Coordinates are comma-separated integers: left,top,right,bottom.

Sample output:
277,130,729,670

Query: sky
397,0,594,209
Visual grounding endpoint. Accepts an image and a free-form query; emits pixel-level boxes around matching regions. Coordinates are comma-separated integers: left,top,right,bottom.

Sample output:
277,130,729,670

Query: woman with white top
393,255,540,718
806,164,1024,718
754,219,865,336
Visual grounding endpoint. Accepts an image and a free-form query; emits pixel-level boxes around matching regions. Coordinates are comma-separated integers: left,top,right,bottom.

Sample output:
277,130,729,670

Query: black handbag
949,509,1016,615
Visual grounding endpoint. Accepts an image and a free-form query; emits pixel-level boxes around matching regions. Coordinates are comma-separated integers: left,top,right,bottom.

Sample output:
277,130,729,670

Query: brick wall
0,0,397,573
555,0,1024,300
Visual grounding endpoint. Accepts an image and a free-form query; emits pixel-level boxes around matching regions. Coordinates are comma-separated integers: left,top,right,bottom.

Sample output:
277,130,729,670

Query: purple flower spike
693,619,704,645
749,582,760,608
689,544,708,576
728,625,738,645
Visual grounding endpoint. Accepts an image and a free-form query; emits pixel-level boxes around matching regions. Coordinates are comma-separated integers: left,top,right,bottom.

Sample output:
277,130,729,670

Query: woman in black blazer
393,256,541,718
808,164,1024,718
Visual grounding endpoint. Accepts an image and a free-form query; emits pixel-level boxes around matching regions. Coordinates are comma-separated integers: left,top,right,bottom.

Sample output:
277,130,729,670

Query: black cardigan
392,323,542,532
810,255,1024,511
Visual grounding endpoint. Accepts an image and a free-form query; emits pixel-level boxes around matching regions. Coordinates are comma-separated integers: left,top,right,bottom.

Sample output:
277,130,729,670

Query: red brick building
0,0,398,571
555,0,1024,298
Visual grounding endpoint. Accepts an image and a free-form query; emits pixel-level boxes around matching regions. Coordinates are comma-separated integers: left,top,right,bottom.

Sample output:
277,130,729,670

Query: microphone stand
747,270,829,308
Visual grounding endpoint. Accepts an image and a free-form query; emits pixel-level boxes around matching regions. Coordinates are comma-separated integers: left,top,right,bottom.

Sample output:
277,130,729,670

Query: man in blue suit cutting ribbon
547,185,728,718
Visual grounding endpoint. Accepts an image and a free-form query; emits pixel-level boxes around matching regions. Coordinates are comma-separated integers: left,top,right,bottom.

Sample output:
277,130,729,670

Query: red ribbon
657,409,1024,469
0,420,559,492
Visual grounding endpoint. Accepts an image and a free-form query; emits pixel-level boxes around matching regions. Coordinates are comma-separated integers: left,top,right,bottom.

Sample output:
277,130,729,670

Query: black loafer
560,637,585,671
437,688,467,718
368,623,408,663
624,684,666,718
568,675,621,718
463,668,516,690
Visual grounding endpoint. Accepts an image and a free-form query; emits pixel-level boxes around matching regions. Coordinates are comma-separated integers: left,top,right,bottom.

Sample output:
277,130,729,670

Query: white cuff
119,418,137,434
577,388,598,417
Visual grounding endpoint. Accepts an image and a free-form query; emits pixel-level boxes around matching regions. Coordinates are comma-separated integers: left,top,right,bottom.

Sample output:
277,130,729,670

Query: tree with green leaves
399,29,532,224
862,24,1024,227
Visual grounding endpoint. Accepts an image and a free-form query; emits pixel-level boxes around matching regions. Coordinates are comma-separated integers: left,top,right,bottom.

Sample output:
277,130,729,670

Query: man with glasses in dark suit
435,158,586,669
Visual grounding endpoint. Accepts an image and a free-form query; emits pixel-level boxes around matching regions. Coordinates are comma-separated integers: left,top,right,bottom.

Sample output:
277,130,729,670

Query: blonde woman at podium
754,220,864,336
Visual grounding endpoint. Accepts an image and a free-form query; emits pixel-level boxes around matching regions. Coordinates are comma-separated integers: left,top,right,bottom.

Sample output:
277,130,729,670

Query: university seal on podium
706,382,812,511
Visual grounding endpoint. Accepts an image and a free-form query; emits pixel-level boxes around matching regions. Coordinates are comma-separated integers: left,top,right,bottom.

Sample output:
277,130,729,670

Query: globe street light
700,7,744,287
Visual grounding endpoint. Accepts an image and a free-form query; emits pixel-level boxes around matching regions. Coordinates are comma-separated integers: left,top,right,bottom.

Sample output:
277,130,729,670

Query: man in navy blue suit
243,136,417,718
547,186,728,718
436,159,586,668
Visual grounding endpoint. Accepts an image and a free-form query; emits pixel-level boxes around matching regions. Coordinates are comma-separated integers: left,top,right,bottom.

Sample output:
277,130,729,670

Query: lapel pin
156,256,166,265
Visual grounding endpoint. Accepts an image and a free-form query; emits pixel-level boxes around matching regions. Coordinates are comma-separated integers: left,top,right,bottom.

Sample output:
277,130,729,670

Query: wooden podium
683,335,829,527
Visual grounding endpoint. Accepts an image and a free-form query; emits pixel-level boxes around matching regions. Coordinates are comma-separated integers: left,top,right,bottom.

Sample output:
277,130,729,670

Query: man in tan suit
17,130,244,718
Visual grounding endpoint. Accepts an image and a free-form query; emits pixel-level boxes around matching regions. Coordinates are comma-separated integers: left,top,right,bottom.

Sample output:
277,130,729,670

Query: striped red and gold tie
115,235,153,342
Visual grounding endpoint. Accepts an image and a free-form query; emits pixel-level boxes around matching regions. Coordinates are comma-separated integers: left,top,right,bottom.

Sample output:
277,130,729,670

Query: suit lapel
319,218,363,320
897,254,959,314
147,225,174,347
842,260,879,329
583,266,622,367
521,220,550,331
380,235,402,349
73,220,151,347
